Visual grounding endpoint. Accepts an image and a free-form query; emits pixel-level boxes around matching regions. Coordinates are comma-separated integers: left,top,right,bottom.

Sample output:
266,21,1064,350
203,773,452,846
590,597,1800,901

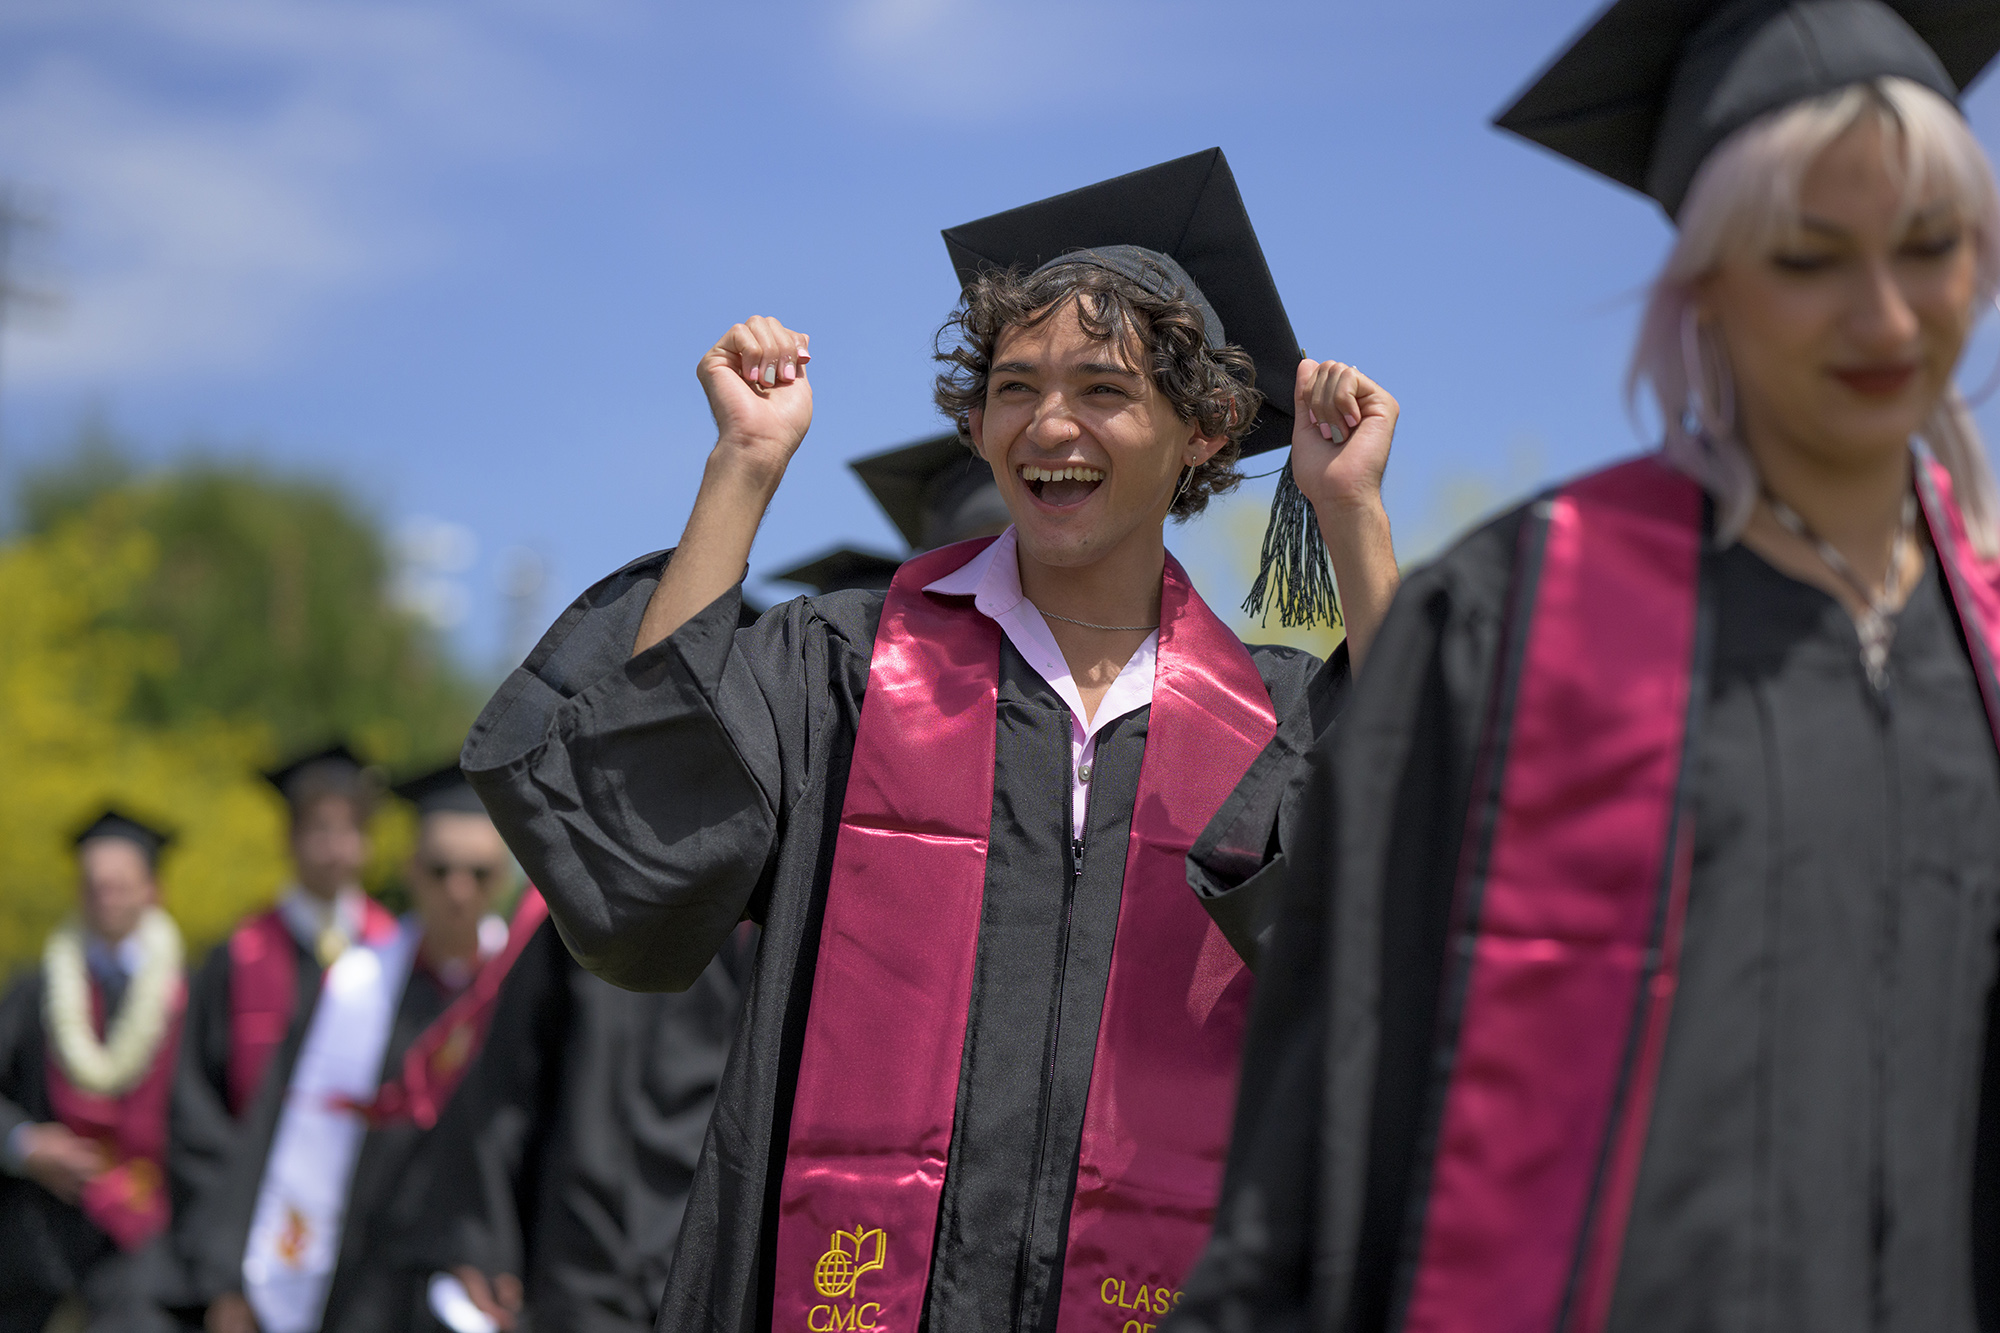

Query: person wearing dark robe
288,762,526,1333
390,915,755,1333
1171,6,2000,1332
462,148,1404,1333
167,747,505,1333
0,812,185,1333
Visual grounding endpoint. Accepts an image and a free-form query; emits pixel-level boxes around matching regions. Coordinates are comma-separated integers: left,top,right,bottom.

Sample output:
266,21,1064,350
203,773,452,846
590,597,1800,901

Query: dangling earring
1680,306,1735,442
1169,456,1197,512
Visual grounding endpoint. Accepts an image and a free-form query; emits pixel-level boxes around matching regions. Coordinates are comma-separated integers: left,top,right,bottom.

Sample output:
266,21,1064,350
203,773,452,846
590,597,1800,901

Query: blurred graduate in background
0,812,185,1333
768,431,1012,596
386,766,753,1333
167,746,507,1333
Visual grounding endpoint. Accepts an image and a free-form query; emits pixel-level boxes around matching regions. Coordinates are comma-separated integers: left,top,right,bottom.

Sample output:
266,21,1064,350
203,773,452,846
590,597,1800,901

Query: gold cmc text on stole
1098,1275,1183,1333
809,1227,887,1331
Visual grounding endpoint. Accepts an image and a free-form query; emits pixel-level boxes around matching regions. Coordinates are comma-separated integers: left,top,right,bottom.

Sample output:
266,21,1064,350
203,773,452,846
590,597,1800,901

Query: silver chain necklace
1764,489,1917,691
1034,606,1159,633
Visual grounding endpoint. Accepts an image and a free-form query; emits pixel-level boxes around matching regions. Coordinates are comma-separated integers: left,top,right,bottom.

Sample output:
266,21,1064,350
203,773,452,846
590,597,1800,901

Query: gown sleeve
624,924,756,1310
461,551,873,993
0,973,40,1159
1170,511,1520,1333
168,941,243,1302
1189,639,1352,966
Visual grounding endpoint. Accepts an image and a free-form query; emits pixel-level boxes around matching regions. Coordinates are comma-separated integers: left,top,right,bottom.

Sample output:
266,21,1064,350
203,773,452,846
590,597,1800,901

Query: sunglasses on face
423,861,504,887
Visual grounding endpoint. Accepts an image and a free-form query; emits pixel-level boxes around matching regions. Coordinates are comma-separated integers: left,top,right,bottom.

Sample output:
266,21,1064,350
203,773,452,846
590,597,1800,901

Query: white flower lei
43,907,183,1096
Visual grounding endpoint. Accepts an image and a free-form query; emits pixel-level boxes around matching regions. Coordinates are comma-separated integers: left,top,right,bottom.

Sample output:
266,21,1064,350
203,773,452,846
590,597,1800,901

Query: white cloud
829,0,1167,109
0,0,595,390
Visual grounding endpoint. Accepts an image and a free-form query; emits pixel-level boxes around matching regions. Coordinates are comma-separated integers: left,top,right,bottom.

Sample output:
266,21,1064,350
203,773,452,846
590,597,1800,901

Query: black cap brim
73,807,173,863
391,762,488,818
770,547,905,595
1495,0,1999,216
263,742,365,795
849,433,1007,550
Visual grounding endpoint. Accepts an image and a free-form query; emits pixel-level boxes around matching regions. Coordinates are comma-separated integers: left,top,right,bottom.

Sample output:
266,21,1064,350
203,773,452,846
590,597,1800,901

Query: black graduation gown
1171,504,2000,1333
461,549,1347,1333
167,924,453,1329
0,969,179,1333
393,919,754,1333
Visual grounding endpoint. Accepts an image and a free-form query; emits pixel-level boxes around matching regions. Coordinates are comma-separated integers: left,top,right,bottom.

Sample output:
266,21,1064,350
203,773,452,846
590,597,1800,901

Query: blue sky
6,0,2000,671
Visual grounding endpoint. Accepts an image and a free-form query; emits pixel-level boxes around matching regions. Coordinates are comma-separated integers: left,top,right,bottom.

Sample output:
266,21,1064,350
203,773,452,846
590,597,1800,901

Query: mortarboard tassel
1241,458,1341,629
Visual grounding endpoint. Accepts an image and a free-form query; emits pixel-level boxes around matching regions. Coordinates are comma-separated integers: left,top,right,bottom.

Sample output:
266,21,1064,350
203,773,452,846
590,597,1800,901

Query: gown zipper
1016,717,1092,1330
1864,630,1897,1330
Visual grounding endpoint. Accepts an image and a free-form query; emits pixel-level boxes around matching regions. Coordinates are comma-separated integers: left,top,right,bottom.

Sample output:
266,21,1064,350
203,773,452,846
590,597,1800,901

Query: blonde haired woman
1171,3,2000,1331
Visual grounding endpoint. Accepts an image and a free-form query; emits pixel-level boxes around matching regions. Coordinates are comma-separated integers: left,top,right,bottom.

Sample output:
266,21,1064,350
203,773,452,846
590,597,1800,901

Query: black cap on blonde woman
942,149,1340,627
1496,0,2000,217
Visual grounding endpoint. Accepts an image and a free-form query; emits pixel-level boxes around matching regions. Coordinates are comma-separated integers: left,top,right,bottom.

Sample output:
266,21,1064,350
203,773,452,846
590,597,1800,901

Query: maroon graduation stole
1398,455,2000,1333
226,898,399,1117
772,538,1277,1333
43,976,186,1251
342,889,551,1129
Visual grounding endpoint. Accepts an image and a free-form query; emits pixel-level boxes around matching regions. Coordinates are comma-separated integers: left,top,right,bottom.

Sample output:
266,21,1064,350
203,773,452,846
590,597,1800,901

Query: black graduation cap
941,150,1338,627
262,742,376,808
391,762,488,818
849,433,1010,551
771,547,905,595
72,808,173,867
1495,0,2000,218
941,148,1301,457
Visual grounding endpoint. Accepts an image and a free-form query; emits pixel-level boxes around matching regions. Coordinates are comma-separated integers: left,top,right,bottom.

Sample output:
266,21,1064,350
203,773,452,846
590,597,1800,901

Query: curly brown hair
932,259,1262,519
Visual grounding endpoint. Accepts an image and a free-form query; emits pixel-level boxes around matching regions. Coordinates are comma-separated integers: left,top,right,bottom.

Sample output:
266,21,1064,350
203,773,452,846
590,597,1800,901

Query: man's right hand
698,317,813,482
452,1266,524,1332
635,317,816,657
20,1122,107,1204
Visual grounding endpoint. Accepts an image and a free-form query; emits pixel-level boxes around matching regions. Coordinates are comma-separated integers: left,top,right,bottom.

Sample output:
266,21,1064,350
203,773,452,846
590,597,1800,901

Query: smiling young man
461,149,1401,1333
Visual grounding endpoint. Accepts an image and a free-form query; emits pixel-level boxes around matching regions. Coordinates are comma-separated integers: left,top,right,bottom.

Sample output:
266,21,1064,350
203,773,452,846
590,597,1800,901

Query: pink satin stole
226,897,399,1117
346,889,552,1129
1921,455,2000,755
1402,454,2000,1333
226,911,297,1118
44,975,186,1251
773,538,1276,1333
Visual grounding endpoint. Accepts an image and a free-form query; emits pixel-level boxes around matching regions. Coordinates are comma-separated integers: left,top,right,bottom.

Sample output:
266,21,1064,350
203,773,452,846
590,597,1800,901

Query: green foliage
21,448,478,762
0,439,478,971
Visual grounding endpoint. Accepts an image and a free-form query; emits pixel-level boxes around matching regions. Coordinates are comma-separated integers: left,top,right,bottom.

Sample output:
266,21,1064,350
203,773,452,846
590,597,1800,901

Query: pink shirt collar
924,528,1157,736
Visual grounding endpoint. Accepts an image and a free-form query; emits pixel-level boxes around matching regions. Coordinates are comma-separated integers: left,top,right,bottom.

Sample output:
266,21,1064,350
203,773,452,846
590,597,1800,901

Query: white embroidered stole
242,920,417,1333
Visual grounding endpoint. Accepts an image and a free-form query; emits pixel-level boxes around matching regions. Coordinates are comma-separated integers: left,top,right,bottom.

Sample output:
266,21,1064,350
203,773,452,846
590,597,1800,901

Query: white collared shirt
82,932,145,988
925,528,1158,839
276,885,370,956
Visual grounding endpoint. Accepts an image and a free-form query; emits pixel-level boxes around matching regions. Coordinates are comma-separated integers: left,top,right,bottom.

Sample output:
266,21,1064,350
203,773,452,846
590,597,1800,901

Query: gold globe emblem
814,1248,857,1298
813,1227,887,1299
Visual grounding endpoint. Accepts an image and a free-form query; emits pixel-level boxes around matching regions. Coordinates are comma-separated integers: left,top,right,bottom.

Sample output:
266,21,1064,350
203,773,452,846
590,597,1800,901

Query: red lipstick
1831,364,1918,397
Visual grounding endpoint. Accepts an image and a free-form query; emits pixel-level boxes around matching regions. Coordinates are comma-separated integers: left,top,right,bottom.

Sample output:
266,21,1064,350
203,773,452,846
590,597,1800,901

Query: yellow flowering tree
0,454,475,974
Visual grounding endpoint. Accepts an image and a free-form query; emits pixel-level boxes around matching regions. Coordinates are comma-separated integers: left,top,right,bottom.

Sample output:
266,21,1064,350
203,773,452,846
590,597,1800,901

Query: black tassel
1240,458,1341,629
